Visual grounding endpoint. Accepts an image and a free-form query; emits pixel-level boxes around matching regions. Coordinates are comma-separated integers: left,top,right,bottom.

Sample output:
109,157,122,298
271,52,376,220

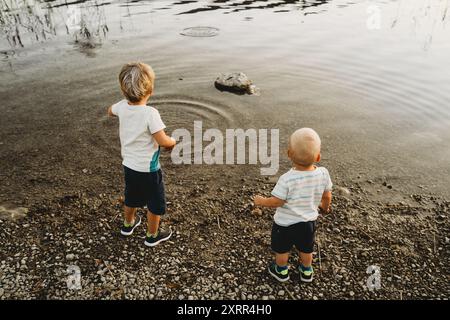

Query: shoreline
0,156,448,299
1,0,449,298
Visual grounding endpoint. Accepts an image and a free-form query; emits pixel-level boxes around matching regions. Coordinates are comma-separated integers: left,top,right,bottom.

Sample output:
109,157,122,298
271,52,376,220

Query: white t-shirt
271,166,332,226
111,99,166,173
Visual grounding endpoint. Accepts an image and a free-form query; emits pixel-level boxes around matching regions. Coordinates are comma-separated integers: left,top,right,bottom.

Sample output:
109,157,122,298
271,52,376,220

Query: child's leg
144,208,172,247
299,252,313,268
124,206,137,225
296,221,315,268
269,223,292,281
275,252,289,267
147,210,161,235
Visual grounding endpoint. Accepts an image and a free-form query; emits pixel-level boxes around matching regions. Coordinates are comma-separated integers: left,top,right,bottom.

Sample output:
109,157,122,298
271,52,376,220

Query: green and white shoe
144,229,172,247
268,263,290,282
120,215,141,236
299,264,314,283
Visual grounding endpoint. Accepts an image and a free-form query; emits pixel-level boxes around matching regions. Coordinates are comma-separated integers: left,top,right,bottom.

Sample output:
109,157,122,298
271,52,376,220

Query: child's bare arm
254,195,286,208
319,190,332,213
153,130,176,149
107,105,116,117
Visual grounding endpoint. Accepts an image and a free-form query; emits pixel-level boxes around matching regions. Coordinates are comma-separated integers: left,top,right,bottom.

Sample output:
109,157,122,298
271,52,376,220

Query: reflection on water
0,0,338,50
0,0,53,48
0,0,344,56
1,0,450,193
389,0,449,51
0,0,109,55
1,1,448,51
0,0,449,124
70,2,109,56
174,0,332,15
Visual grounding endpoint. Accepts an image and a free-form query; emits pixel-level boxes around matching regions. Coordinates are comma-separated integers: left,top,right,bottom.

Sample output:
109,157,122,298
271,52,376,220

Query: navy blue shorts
271,221,316,254
123,166,166,215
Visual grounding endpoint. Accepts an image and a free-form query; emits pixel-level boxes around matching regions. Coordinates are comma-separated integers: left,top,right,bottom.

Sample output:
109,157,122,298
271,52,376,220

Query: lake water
1,0,449,195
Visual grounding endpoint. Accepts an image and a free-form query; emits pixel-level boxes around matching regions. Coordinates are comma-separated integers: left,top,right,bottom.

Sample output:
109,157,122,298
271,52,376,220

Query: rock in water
215,72,258,95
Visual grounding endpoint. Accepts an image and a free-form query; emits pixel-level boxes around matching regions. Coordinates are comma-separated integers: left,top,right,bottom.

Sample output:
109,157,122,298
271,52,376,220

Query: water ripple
151,96,238,128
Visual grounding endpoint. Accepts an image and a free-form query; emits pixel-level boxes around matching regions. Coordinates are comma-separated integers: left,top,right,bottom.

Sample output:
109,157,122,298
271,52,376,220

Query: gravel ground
0,162,449,300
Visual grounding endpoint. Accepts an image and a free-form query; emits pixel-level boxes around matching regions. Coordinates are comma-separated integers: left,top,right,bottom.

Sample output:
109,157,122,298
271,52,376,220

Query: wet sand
0,0,449,299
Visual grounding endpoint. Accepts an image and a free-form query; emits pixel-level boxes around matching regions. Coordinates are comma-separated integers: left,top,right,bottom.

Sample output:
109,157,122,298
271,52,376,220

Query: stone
251,208,263,216
215,72,258,95
66,254,75,261
335,186,351,196
0,205,29,221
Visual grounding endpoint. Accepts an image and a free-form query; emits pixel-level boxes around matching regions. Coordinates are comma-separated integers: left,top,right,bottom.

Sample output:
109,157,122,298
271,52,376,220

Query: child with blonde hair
108,62,176,247
254,128,332,282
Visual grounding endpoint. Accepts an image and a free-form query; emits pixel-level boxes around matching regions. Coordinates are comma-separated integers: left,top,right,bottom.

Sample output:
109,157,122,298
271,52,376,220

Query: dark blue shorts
271,221,316,254
123,166,166,215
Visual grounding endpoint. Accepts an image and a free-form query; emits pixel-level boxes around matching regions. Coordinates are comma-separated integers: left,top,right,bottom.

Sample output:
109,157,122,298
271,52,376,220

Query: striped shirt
271,166,332,226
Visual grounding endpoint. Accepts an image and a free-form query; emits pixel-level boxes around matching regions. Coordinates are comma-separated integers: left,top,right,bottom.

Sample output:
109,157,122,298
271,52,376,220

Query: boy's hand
319,206,331,214
253,195,265,206
319,191,332,214
163,137,176,151
107,105,116,117
153,131,176,149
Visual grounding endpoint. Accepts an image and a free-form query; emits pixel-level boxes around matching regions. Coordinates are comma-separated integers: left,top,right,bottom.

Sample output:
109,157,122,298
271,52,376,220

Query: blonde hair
289,128,321,166
119,62,155,103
